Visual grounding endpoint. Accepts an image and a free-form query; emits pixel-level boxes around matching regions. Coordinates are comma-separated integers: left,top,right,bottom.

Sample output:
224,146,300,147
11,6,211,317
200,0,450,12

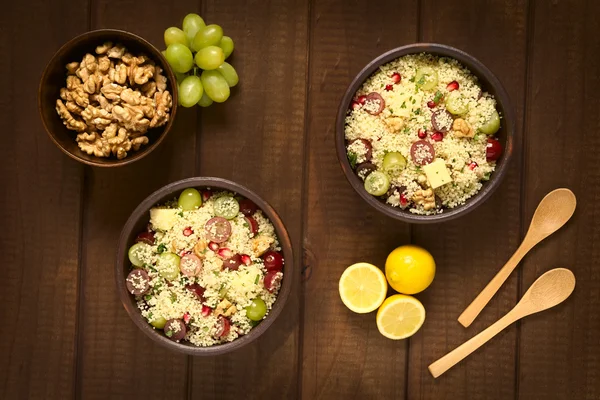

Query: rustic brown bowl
336,43,515,223
38,29,178,167
116,177,294,355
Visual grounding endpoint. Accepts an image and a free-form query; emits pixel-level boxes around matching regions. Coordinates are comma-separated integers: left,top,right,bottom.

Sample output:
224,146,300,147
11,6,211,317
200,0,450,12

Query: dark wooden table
2,0,599,399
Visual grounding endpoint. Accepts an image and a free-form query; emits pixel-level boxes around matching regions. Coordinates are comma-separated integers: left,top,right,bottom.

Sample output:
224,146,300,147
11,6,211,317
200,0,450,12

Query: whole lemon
385,245,435,294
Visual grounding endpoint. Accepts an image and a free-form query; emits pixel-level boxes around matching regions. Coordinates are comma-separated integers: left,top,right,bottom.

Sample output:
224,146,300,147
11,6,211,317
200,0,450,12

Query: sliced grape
219,36,234,59
128,242,150,267
410,140,435,165
179,76,204,108
180,253,203,277
382,152,407,176
186,283,206,300
264,271,282,293
480,110,501,135
201,70,230,103
355,162,377,180
486,137,503,161
244,216,259,236
263,251,284,272
178,188,202,211
214,196,240,220
223,254,243,271
445,91,468,115
364,171,390,196
205,217,232,243
364,92,385,115
157,252,180,281
197,91,213,107
245,298,267,321
135,231,155,245
192,24,223,51
150,315,167,329
164,27,188,47
165,43,194,73
415,67,439,90
164,319,186,341
214,316,231,338
431,110,454,132
194,46,225,70
216,62,239,87
239,199,258,216
126,269,150,295
183,13,206,43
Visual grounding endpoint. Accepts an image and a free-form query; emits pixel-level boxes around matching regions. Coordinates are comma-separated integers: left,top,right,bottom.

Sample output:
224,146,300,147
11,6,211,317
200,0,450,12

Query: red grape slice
204,217,232,243
262,251,284,272
264,271,282,293
223,254,243,271
348,139,373,161
365,92,385,115
486,138,503,161
239,199,258,216
185,283,205,301
180,254,203,277
164,319,186,341
245,216,259,236
126,269,150,295
214,316,231,338
410,140,435,166
135,231,155,245
431,110,454,132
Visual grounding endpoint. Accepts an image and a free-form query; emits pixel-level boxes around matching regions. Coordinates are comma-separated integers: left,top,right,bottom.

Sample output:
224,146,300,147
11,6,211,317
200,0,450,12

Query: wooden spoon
458,188,576,328
430,268,575,378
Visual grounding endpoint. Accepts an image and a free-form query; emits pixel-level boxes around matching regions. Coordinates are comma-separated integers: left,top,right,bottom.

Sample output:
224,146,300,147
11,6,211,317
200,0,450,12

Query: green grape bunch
162,13,238,107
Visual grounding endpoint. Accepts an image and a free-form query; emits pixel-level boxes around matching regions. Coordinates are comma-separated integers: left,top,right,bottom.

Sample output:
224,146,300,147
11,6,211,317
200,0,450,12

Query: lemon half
376,294,426,340
339,263,387,313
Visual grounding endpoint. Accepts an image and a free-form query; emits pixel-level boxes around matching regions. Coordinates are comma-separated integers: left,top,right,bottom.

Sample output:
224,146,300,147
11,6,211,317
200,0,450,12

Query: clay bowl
336,43,515,223
38,29,178,167
116,177,293,355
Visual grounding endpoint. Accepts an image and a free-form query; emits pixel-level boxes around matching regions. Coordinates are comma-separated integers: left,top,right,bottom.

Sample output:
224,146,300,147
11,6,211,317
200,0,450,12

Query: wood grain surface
1,0,599,399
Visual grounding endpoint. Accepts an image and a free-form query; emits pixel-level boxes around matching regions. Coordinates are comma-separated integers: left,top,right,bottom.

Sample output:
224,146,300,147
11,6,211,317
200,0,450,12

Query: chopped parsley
157,244,167,254
400,101,406,109
170,293,177,303
412,98,416,104
177,211,184,217
165,330,173,337
255,274,260,284
348,152,358,169
414,108,421,115
483,173,491,181
416,75,426,85
409,76,415,83
433,91,443,103
403,126,411,134
144,294,152,301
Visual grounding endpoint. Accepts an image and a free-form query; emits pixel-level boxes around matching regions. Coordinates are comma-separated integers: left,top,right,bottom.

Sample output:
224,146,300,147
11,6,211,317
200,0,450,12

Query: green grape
382,152,407,176
175,72,187,83
213,196,240,220
194,46,224,70
364,171,390,196
179,76,204,108
164,27,188,47
415,67,439,90
128,243,149,267
480,110,500,134
197,91,213,107
150,315,167,329
165,44,194,73
178,188,202,210
216,62,239,87
219,36,234,59
245,298,267,321
201,70,230,103
157,253,180,281
445,91,468,115
161,50,167,58
183,13,206,43
192,24,223,51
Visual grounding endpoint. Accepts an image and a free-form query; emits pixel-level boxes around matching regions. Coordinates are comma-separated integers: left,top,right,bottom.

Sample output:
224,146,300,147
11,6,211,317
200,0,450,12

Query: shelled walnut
412,188,436,211
55,42,171,160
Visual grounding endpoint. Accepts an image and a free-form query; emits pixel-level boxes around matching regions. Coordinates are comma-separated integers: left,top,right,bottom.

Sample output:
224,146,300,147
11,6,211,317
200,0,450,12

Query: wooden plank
518,0,600,399
189,1,308,398
301,1,417,398
408,1,528,398
0,1,87,399
76,2,197,398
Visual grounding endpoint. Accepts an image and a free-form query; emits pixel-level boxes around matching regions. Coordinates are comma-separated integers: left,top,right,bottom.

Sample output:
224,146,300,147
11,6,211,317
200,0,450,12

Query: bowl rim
115,177,294,356
335,43,516,223
38,28,178,167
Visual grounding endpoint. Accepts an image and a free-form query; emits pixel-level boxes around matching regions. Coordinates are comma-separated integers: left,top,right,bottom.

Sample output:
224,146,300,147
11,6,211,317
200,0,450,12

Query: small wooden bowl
116,177,294,356
38,29,178,167
336,43,516,223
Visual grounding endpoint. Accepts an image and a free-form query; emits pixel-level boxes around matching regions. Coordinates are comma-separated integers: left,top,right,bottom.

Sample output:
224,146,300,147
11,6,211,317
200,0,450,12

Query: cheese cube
149,208,179,231
422,159,452,189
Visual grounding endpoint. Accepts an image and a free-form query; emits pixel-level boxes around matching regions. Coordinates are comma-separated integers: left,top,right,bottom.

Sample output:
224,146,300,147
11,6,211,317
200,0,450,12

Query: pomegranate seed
241,254,252,266
178,250,192,257
183,227,194,237
468,162,478,170
135,231,155,245
208,241,220,252
431,132,444,142
418,129,427,139
391,72,401,84
399,193,409,209
357,95,367,105
201,305,212,317
427,100,436,108
262,251,284,272
350,101,361,110
183,312,191,324
446,81,459,91
217,247,233,259
202,190,213,202
264,271,282,293
385,84,393,91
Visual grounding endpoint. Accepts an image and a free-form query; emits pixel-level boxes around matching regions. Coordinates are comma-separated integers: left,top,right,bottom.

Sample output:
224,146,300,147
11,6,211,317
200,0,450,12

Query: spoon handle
458,240,534,327
429,309,520,378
